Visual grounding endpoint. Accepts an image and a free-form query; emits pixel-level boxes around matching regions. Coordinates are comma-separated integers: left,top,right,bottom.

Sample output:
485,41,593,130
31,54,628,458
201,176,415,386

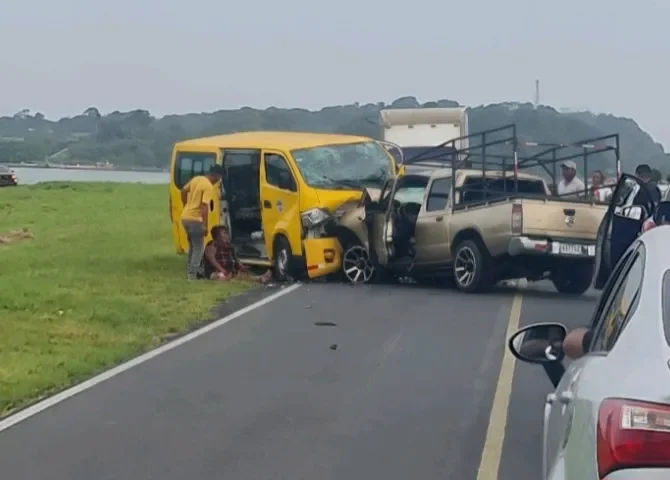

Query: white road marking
476,284,525,480
0,283,303,433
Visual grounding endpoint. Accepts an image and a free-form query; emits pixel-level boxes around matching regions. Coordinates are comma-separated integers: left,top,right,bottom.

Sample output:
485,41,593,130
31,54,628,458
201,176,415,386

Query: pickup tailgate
520,199,606,240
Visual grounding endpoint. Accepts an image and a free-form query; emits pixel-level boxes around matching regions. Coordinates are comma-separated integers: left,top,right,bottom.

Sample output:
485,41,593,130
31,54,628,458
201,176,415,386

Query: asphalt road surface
0,280,599,480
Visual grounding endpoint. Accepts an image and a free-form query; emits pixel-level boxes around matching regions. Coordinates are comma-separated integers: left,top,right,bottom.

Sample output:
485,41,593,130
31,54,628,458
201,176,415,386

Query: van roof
175,131,373,151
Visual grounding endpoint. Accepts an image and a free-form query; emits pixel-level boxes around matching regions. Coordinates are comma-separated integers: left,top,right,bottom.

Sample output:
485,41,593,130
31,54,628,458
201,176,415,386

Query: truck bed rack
401,124,621,199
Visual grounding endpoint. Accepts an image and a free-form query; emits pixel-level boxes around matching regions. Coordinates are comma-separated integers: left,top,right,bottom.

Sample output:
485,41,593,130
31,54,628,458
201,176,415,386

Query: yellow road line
476,292,524,480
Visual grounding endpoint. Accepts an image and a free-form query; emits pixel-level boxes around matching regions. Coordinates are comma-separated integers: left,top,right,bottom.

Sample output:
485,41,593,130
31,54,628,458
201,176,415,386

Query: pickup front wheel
452,239,494,293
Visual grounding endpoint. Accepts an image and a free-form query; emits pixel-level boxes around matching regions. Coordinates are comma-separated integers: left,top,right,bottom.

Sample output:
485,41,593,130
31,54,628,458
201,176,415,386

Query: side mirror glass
508,323,567,364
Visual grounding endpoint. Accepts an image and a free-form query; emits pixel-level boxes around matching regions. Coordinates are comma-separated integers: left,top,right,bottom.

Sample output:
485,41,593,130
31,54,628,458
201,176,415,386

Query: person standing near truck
557,160,586,198
180,165,225,280
633,164,662,206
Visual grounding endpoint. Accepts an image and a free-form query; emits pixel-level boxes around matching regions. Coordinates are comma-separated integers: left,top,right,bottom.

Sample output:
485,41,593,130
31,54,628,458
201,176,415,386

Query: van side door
414,177,453,265
171,149,219,249
260,150,302,258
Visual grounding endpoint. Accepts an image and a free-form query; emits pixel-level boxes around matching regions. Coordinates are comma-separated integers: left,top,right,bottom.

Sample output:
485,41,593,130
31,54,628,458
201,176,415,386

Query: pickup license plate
557,243,594,256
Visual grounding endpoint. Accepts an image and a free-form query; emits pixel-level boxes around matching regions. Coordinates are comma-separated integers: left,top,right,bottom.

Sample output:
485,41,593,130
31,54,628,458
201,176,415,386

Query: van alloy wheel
342,245,375,284
454,246,476,288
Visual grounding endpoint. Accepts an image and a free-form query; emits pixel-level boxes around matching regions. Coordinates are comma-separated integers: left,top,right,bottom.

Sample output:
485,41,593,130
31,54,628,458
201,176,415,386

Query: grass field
0,182,252,416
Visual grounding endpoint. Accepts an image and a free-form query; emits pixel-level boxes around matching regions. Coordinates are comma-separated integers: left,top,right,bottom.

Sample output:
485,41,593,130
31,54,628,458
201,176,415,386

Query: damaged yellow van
168,131,396,281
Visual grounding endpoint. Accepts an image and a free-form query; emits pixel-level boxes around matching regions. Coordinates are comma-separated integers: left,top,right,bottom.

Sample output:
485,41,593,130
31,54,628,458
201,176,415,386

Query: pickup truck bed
450,195,606,292
520,198,606,240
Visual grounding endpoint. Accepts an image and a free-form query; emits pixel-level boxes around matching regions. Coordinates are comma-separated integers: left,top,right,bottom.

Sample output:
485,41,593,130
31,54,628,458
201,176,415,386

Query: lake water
13,167,169,185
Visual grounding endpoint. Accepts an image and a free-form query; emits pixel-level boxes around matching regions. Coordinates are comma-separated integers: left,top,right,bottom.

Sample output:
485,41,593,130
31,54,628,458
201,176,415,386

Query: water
13,167,169,185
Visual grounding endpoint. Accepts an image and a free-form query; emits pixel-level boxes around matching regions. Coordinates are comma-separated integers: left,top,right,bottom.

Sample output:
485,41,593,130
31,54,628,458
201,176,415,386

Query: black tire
273,235,293,282
452,239,494,293
551,262,593,295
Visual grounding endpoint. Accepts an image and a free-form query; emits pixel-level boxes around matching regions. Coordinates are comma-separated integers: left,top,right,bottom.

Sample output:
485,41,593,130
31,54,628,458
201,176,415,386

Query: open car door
369,177,399,266
593,174,656,289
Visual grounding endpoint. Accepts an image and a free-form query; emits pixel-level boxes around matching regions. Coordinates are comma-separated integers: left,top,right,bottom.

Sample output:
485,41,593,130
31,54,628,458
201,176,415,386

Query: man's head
206,165,225,184
561,160,577,182
635,164,653,183
211,225,230,244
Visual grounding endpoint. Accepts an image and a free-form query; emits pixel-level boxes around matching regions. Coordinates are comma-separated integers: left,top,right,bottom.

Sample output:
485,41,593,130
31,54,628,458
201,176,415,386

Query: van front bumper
302,237,342,279
508,236,596,258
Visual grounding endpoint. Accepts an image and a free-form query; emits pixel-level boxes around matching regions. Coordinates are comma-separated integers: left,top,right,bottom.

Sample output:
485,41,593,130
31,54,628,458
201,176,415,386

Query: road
0,280,598,480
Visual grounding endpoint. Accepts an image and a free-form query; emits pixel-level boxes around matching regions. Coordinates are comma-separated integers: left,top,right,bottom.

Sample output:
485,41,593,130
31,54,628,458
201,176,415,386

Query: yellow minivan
168,131,397,281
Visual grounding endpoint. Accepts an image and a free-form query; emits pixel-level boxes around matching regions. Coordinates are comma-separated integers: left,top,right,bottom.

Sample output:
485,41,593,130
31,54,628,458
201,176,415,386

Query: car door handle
436,216,443,221
263,200,272,209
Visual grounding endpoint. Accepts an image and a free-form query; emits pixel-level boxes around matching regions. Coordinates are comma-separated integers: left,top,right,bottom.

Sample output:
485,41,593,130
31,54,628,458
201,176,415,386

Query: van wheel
452,239,494,293
273,236,293,282
552,262,593,295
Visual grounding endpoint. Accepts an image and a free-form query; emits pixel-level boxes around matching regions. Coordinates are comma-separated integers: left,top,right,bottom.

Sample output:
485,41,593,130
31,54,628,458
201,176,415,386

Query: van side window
265,154,297,192
175,152,216,189
426,178,452,211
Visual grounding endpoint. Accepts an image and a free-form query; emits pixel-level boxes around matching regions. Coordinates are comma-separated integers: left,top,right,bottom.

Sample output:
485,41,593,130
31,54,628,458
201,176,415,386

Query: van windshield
291,141,393,190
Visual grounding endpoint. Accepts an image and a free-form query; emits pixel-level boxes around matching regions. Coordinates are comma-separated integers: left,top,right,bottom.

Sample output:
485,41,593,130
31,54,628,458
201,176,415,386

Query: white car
508,225,670,479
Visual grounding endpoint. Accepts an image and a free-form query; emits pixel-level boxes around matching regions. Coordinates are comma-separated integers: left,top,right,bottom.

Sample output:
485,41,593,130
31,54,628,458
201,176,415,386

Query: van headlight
301,208,332,228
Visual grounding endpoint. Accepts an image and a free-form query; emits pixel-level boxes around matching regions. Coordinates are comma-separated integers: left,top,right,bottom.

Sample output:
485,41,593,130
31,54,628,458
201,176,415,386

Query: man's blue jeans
182,220,206,280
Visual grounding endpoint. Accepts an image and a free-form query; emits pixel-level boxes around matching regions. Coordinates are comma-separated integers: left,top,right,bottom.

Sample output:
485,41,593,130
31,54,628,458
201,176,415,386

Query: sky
2,0,669,147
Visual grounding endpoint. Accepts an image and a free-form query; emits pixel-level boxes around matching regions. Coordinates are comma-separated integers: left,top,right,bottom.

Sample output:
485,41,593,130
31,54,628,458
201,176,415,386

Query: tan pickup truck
333,167,607,294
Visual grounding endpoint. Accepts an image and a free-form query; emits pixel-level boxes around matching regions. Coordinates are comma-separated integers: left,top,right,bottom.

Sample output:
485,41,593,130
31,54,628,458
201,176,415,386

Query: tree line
0,97,667,176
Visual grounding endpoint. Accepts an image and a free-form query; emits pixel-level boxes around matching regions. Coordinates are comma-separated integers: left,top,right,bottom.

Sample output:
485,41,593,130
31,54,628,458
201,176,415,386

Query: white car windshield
291,141,393,190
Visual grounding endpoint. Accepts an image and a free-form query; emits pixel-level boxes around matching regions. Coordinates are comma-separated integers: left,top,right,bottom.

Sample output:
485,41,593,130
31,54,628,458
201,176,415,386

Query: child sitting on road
204,226,272,284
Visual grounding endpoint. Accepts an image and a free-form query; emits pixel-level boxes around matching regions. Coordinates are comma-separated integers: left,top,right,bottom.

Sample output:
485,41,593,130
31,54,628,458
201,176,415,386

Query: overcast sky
2,0,669,147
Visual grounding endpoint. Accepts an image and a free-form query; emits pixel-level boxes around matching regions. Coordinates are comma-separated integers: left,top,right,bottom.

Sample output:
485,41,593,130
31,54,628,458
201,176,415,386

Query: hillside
0,97,666,175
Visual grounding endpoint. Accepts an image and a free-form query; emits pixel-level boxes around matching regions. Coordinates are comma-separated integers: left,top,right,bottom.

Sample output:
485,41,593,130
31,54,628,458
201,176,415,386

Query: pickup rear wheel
452,239,494,293
551,262,593,295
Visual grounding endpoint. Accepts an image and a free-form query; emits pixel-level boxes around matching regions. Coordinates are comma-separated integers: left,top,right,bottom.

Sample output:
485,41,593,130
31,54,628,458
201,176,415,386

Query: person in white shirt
557,160,585,198
590,169,612,201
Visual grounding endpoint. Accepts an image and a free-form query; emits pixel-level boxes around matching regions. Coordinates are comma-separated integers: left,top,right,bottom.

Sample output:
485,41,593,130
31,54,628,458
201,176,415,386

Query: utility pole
534,79,540,108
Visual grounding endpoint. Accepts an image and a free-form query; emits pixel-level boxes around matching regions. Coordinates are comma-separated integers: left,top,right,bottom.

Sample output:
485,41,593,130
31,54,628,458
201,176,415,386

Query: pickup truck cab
336,167,607,294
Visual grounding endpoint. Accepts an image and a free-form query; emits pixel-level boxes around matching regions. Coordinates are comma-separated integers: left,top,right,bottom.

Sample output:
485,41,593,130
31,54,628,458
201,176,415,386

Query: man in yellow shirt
180,165,224,279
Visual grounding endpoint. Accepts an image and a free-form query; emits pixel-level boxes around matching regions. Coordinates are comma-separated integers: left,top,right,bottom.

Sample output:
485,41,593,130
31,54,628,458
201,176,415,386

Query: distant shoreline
4,164,166,173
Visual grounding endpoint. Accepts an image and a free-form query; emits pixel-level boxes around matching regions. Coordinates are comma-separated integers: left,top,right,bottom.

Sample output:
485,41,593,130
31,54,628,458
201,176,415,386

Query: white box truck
379,107,469,163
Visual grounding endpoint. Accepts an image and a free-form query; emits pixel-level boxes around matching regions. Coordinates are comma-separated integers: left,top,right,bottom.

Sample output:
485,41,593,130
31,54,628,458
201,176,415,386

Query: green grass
0,182,252,416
